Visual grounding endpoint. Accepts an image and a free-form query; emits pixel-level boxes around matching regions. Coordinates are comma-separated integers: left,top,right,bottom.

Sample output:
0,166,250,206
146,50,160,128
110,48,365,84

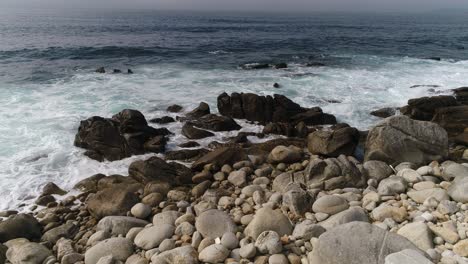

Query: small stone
255,231,282,254
239,243,256,259
312,195,349,215
385,249,434,264
195,209,237,239
199,244,230,264
221,232,239,250
159,239,176,252
228,171,247,187
378,176,408,196
269,254,289,264
131,203,151,219
397,222,433,251
453,239,468,257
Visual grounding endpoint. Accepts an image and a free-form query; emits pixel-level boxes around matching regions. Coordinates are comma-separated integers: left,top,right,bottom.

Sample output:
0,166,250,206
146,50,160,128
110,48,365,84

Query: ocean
1,8,468,210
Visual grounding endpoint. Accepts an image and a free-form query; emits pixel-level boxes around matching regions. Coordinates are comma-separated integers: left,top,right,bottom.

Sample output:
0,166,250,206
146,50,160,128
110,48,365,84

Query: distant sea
1,8,468,209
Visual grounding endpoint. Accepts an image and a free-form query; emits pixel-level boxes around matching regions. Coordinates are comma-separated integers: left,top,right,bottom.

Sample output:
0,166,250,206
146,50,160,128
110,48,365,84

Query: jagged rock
181,124,214,139
186,102,210,119
41,221,79,243
365,115,448,165
189,114,241,132
129,156,192,184
41,182,67,196
400,95,458,121
431,105,468,137
165,148,209,161
307,127,360,157
262,122,308,138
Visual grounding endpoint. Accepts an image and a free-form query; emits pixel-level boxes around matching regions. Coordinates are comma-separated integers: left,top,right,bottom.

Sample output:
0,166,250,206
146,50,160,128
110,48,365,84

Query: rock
42,182,67,196
268,145,302,164
244,207,293,239
363,160,394,182
41,221,79,243
437,200,459,215
221,232,238,250
428,225,459,244
448,175,468,202
309,222,425,264
192,147,247,171
167,104,183,113
97,216,148,236
166,149,209,161
87,186,139,219
195,209,236,239
365,115,448,165
186,102,210,119
400,95,458,121
273,83,280,88
312,195,349,215
149,116,175,124
228,171,247,187
96,67,105,73
263,122,308,138
370,107,397,118
385,249,434,264
307,127,360,157
6,241,52,264
283,188,313,216
199,244,230,263
453,239,468,257
159,239,176,252
397,168,423,183
407,188,449,203
150,245,199,264
181,124,214,139
442,162,468,179
178,141,200,148
255,231,282,254
73,173,106,192
217,92,336,125
189,114,241,131
239,243,256,259
371,204,407,222
397,222,433,251
319,207,369,230
431,105,468,137
153,211,182,226
292,221,326,240
134,224,175,250
35,194,55,206
85,237,133,264
0,214,41,243
131,203,151,219
129,156,192,184
269,254,289,264
377,176,408,196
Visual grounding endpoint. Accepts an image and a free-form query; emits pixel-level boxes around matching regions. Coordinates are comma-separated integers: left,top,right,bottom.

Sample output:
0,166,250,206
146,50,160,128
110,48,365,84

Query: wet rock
400,95,458,121
370,107,397,118
189,114,241,132
42,182,67,196
365,115,448,165
0,214,41,243
96,67,105,73
186,102,210,119
192,147,247,171
181,124,214,139
149,116,175,124
167,104,183,113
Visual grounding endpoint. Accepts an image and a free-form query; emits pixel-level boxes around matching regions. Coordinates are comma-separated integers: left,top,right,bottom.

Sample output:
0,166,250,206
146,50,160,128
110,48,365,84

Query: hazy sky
2,0,468,12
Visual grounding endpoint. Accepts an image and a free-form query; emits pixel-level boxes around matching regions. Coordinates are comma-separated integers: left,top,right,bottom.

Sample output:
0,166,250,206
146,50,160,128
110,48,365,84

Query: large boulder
0,214,41,243
454,87,468,105
75,109,169,161
84,237,133,264
87,186,139,219
307,127,360,157
188,114,241,132
181,124,214,139
431,105,468,137
365,116,448,165
262,122,308,138
400,95,458,121
309,222,425,264
217,92,336,125
186,102,210,119
129,156,192,184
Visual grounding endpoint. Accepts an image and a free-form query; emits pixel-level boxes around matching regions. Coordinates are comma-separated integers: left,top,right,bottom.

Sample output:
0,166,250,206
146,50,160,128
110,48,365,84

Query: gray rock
0,214,41,243
283,187,313,215
268,145,302,164
319,207,369,230
407,188,449,203
365,115,448,165
6,241,52,264
385,249,434,264
134,224,175,250
151,245,199,264
269,254,289,264
87,230,111,246
244,207,293,239
309,222,425,264
96,255,123,264
312,195,349,215
228,171,247,187
152,211,182,226
377,176,408,196
41,221,79,244
397,222,433,251
371,204,407,223
130,203,151,219
448,175,468,203
442,162,468,180
84,237,133,264
195,209,236,239
97,216,148,236
292,220,326,240
364,160,394,182
221,232,239,250
87,186,139,219
198,244,230,263
159,239,176,252
255,231,282,254
239,243,256,259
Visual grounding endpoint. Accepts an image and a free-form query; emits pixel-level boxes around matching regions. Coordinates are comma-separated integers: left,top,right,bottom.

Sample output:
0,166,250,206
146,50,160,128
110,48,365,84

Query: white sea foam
0,55,467,210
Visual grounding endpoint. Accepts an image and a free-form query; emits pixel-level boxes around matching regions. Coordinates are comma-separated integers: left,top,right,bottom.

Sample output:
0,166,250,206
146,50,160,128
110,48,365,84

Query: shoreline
0,89,467,264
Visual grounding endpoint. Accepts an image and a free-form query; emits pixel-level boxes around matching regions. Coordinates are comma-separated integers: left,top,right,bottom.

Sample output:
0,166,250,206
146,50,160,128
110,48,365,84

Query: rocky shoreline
0,89,468,264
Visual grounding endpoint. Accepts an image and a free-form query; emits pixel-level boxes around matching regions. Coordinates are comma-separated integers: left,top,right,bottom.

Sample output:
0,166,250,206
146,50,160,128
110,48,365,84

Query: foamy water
1,55,467,209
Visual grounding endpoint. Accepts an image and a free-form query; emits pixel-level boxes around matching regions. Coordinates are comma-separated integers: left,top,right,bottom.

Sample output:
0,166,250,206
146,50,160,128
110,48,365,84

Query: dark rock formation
370,107,397,118
181,124,214,139
308,126,360,157
129,156,192,184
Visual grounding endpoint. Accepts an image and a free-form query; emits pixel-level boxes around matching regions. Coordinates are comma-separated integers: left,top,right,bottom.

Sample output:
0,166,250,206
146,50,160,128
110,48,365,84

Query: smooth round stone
134,224,175,250
239,243,256,259
221,232,239,250
195,209,236,239
199,244,230,263
269,254,289,264
131,203,151,219
159,239,175,252
312,195,349,215
84,237,133,264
